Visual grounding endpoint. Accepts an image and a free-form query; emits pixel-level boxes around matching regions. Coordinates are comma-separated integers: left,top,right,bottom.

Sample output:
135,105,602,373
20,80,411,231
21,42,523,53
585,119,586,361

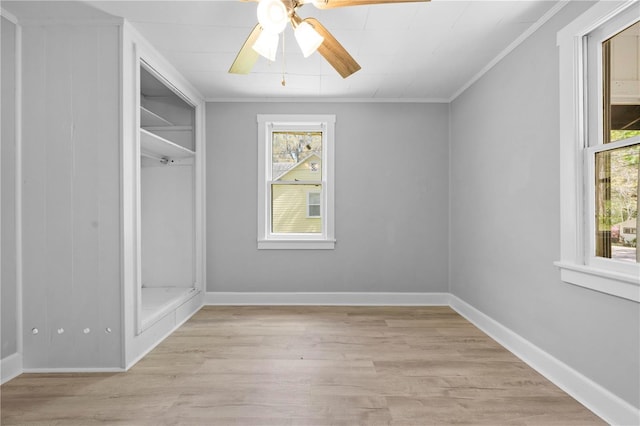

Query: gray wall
1,16,18,360
20,24,122,368
207,102,449,293
449,1,639,408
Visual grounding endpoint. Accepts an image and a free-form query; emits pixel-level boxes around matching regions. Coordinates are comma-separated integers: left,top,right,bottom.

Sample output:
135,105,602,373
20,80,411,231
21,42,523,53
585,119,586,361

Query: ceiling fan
229,0,430,79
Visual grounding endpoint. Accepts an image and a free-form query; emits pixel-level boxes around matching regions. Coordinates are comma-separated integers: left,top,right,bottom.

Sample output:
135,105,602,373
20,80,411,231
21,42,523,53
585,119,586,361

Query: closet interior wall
138,64,198,331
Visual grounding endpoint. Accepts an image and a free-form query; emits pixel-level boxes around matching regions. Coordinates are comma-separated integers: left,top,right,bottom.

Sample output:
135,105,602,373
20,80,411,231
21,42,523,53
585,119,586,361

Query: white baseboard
449,295,640,426
1,352,23,384
22,367,125,374
205,291,451,306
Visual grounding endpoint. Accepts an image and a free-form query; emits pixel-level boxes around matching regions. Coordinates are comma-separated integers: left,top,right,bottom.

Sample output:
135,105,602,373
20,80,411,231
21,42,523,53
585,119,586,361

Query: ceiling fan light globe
295,22,324,58
257,0,288,34
252,30,279,61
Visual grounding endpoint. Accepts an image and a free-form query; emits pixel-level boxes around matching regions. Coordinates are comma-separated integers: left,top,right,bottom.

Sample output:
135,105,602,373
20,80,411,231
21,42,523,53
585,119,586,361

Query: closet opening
138,62,198,332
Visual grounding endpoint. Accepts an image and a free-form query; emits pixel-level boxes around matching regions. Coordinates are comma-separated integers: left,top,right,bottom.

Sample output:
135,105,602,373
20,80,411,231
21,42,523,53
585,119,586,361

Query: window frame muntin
556,1,640,302
257,114,336,250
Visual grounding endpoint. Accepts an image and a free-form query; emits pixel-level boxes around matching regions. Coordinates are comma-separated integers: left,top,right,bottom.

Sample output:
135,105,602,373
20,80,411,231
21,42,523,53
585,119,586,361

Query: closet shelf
143,125,193,132
140,106,173,127
140,128,194,159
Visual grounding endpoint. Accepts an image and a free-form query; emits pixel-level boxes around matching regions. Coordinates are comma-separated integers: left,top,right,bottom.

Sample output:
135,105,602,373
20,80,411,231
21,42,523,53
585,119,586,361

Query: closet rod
141,152,171,164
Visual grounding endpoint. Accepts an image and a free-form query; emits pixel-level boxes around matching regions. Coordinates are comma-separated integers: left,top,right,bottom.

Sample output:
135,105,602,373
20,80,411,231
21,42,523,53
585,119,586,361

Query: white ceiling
4,0,562,101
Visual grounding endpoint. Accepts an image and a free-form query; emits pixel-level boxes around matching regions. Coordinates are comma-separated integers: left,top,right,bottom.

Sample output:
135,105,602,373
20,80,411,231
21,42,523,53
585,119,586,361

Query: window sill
554,261,640,302
258,239,336,250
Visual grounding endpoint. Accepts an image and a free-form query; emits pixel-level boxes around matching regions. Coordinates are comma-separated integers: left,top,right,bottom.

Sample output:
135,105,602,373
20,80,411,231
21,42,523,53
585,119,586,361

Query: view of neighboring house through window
271,131,323,233
591,20,639,264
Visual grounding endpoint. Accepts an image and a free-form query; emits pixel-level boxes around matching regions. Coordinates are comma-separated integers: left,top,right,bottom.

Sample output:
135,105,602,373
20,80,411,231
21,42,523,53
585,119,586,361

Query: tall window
557,1,639,302
587,18,639,270
257,115,335,249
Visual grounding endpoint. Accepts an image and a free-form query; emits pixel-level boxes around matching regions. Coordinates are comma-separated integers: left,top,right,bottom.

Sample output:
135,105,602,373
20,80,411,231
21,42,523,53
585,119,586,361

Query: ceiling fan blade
229,24,262,75
312,0,429,9
305,18,361,79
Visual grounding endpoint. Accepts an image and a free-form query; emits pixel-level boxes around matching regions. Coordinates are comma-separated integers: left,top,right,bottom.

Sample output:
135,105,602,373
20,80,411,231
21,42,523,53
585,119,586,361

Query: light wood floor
1,306,604,425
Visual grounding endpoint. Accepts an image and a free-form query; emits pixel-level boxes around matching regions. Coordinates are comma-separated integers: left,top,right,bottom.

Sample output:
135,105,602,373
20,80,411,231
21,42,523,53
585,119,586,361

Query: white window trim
556,0,640,303
257,114,335,250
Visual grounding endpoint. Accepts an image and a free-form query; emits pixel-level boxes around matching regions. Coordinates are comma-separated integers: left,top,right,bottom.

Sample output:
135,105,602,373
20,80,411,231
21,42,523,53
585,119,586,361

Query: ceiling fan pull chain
281,31,286,87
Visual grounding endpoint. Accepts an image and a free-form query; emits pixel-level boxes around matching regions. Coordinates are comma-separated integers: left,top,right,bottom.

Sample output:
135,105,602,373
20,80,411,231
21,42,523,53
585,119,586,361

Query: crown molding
449,0,570,103
0,7,18,24
206,96,450,103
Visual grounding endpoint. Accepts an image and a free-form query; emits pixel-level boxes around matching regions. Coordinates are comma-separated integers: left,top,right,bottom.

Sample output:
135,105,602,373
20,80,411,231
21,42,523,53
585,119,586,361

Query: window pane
272,183,322,233
595,144,639,262
605,21,640,144
272,131,322,181
308,192,320,205
308,205,321,217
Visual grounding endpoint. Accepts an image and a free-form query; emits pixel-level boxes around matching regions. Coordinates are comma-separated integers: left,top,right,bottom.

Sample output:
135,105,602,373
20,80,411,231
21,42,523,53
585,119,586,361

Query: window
307,192,321,218
557,1,639,302
257,114,335,249
587,18,639,268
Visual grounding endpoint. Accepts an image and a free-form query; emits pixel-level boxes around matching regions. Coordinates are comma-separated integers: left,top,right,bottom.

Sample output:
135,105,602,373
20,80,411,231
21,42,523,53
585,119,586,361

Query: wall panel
21,24,122,368
1,15,18,361
206,102,449,294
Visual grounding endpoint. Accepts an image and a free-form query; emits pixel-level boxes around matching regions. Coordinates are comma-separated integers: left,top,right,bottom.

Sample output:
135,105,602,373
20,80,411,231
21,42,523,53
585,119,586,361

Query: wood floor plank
1,306,604,425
